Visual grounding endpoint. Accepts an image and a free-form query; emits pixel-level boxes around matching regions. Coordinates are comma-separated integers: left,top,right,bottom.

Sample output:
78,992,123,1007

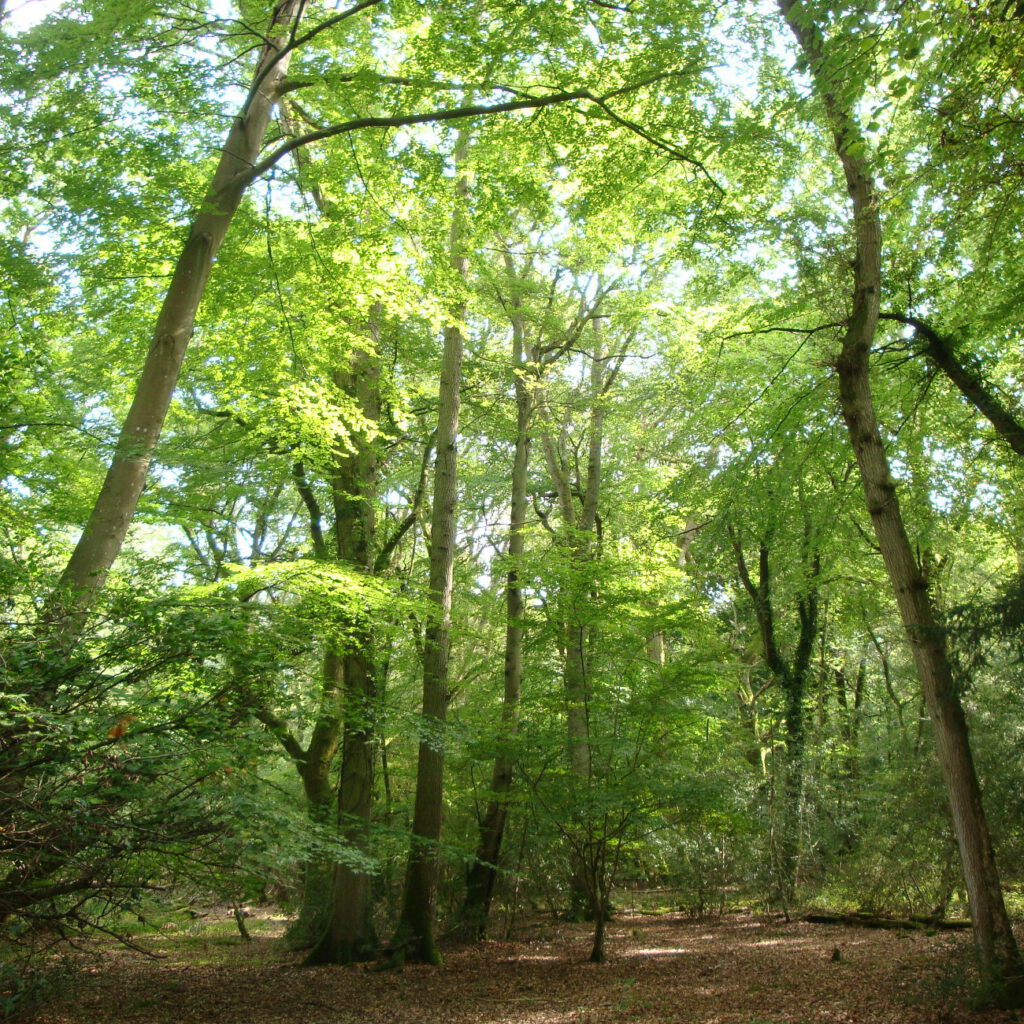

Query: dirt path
30,913,1021,1024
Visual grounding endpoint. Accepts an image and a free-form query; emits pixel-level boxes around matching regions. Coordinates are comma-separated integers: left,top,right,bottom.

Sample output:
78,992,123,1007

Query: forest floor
27,909,1024,1024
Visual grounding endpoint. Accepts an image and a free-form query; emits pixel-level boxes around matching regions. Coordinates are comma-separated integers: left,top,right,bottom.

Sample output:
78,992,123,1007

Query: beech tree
776,0,1024,1003
30,0,638,647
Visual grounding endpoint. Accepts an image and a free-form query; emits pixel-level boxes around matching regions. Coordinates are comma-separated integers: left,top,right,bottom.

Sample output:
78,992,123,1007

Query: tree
461,251,534,939
43,0,310,641
776,0,1024,1003
728,523,820,911
3,0,1024,1002
388,133,471,967
31,0,611,647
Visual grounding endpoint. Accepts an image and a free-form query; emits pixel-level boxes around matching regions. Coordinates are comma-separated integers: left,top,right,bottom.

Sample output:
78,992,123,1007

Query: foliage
1,0,1023,1008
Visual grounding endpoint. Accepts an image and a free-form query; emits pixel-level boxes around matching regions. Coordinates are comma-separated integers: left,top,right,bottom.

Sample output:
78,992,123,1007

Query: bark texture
778,0,1024,1003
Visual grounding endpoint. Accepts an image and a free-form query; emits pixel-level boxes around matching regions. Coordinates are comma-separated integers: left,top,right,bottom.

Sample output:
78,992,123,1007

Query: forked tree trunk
462,265,532,939
43,0,306,644
391,135,469,966
779,1,1024,1004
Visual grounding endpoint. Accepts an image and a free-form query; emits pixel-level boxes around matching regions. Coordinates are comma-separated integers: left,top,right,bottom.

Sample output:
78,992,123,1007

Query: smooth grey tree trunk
44,0,306,644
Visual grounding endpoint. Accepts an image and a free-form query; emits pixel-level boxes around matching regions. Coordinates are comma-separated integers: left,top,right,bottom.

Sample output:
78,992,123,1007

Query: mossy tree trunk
729,530,820,912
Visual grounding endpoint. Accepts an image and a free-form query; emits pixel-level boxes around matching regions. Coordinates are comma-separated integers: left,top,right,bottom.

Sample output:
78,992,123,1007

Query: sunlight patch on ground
620,946,689,957
748,937,820,949
482,1013,585,1024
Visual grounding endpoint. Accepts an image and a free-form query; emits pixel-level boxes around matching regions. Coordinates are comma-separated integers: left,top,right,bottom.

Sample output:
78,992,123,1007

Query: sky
3,0,62,33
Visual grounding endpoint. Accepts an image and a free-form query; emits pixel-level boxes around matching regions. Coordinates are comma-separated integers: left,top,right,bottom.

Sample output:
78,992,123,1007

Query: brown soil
29,912,1023,1024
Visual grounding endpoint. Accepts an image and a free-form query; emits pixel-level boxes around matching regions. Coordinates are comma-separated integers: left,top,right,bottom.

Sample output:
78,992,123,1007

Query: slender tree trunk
392,135,469,966
730,529,819,908
779,1,1024,1003
463,276,532,940
834,654,866,852
540,316,615,922
43,0,306,644
837,332,1023,1001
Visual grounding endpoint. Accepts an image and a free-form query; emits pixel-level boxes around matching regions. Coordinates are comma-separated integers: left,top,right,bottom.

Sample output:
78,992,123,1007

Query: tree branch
879,312,1024,458
252,707,307,765
242,0,386,115
291,461,328,559
239,88,592,188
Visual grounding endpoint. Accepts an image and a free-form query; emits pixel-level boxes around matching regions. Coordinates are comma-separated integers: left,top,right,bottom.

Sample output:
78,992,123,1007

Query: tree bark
43,0,307,643
778,0,1024,1004
392,135,469,966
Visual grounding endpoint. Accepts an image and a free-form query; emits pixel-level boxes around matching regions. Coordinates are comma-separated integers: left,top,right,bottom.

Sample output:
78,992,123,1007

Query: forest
1,0,1023,1020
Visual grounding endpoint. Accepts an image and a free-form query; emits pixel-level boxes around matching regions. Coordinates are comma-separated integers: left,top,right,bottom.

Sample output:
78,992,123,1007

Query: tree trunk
392,135,469,966
837,337,1024,1002
305,644,378,964
286,648,344,949
539,313,623,922
306,336,382,965
730,529,819,908
463,268,532,940
778,0,1024,1004
43,0,306,644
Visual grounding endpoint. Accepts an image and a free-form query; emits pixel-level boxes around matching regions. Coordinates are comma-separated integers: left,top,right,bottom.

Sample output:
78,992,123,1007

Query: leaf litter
28,911,1023,1024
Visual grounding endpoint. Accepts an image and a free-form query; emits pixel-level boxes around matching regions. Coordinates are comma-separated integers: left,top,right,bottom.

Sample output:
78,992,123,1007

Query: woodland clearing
28,911,1024,1024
